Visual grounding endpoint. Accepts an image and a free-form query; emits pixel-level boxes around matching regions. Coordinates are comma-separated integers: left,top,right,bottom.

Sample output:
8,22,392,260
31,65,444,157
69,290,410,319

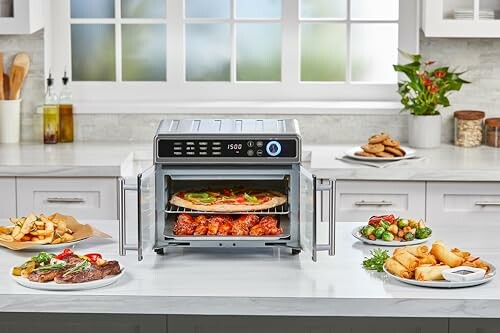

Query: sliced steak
28,269,64,283
54,267,104,284
97,261,121,277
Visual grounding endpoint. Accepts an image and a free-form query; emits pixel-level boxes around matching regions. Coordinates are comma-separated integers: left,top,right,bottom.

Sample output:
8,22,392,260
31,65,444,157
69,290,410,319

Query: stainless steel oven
136,119,334,261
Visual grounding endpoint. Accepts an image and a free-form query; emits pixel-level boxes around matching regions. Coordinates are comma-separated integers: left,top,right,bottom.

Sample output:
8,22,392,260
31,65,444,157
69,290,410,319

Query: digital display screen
227,143,243,150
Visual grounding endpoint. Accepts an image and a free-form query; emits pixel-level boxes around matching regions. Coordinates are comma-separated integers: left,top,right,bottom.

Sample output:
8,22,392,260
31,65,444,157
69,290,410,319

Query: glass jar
454,110,485,147
485,118,500,148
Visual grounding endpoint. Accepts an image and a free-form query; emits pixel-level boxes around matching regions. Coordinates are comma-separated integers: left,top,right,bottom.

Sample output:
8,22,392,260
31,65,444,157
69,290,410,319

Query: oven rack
165,203,289,215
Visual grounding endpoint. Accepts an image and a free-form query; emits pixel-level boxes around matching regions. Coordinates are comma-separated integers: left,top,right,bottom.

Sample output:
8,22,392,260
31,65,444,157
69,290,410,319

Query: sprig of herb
362,249,390,272
62,259,91,277
34,262,66,271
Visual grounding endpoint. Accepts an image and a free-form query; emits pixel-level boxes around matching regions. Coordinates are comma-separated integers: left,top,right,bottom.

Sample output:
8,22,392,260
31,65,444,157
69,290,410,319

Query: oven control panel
156,139,298,159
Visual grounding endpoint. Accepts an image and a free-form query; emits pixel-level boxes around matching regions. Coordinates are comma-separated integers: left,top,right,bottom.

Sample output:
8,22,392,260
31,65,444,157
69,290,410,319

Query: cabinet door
335,181,425,222
449,319,500,333
0,177,16,220
427,182,500,225
0,0,44,34
17,178,118,220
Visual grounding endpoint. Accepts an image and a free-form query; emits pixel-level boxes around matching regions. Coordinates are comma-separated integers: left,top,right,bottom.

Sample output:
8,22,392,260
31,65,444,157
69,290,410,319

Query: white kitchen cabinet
0,177,16,220
422,0,500,38
16,178,118,220
335,180,426,222
168,315,448,333
0,313,166,333
0,0,44,34
427,182,500,224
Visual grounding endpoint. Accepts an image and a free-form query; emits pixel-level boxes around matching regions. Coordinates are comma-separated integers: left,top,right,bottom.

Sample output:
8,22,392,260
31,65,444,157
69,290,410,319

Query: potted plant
393,51,470,148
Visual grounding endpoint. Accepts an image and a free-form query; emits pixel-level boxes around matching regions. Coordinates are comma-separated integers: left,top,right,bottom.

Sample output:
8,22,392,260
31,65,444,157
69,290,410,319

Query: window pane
351,24,398,82
121,0,166,18
71,0,114,18
186,24,230,81
185,0,230,18
71,25,116,81
300,23,346,81
122,24,166,81
300,0,346,19
351,0,398,20
237,24,281,81
236,0,281,19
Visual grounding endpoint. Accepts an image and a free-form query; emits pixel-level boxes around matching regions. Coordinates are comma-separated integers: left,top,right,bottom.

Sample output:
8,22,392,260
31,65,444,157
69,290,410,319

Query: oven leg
155,248,165,255
291,249,301,255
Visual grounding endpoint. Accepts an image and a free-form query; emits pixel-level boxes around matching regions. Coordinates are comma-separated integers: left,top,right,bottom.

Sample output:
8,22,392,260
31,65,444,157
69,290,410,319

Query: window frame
47,0,419,113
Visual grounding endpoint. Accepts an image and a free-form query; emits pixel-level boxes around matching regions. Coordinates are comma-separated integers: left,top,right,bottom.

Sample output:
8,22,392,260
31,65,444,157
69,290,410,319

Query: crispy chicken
173,213,198,235
259,215,283,235
249,224,265,236
207,215,231,235
193,215,209,235
231,214,259,236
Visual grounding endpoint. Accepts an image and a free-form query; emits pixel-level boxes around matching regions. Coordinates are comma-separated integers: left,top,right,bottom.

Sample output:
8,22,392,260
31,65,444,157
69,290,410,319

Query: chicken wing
173,213,197,235
259,215,283,235
231,214,258,236
207,215,231,235
249,224,265,236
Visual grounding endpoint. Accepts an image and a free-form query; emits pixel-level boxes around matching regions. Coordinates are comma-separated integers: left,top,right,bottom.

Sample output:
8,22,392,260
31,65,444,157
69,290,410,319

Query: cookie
375,151,395,158
368,132,389,144
396,147,406,156
385,146,403,157
361,143,385,154
382,138,400,147
355,151,376,157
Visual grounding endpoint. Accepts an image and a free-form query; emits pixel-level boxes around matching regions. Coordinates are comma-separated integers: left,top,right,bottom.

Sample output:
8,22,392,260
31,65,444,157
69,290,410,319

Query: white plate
19,238,89,251
384,264,496,288
345,146,416,162
11,268,125,291
352,226,429,247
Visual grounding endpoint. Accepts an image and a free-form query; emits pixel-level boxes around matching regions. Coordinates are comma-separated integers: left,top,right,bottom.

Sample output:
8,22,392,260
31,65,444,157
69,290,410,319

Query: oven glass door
299,166,317,261
138,165,156,261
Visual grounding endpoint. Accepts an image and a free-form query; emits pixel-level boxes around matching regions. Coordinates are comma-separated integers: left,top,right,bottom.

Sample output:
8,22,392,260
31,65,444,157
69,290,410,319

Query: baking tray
163,215,290,241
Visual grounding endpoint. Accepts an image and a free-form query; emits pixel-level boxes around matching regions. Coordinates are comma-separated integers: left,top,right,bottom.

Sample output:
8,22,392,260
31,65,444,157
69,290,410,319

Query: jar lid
454,110,485,120
485,118,500,128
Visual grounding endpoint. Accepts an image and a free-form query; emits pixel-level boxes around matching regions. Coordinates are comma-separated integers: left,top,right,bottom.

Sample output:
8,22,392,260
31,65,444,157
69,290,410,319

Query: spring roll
385,258,413,279
415,264,450,281
394,244,429,258
430,242,464,268
394,251,420,271
419,254,437,265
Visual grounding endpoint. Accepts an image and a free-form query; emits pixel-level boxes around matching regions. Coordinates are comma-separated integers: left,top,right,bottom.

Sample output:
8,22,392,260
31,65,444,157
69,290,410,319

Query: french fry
16,214,36,240
34,221,44,227
0,226,11,234
39,235,45,240
61,233,74,242
29,229,54,236
44,221,55,243
56,220,67,236
51,238,63,244
0,234,14,242
11,225,22,240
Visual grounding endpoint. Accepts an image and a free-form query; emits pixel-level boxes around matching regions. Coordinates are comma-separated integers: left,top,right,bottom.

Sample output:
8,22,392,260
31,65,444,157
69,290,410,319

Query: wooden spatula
3,73,9,100
9,52,30,100
9,65,26,100
0,52,4,100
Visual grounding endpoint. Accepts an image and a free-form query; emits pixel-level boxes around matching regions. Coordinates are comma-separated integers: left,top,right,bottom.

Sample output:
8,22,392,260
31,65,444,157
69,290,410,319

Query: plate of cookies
347,133,416,161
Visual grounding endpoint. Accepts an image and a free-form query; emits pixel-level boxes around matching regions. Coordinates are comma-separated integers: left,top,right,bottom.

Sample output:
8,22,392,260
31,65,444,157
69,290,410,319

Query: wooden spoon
9,52,30,100
0,52,4,100
3,73,9,100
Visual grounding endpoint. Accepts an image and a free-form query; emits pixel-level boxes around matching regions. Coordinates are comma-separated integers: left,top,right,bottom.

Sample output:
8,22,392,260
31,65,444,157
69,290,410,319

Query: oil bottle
59,71,74,142
43,73,59,144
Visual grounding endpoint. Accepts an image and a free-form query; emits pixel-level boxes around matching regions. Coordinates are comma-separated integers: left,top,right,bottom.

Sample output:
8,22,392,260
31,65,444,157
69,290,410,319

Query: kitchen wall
1,30,500,144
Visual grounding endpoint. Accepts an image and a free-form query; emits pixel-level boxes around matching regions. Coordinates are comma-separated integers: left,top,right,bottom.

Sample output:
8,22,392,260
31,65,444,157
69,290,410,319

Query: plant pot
408,114,441,148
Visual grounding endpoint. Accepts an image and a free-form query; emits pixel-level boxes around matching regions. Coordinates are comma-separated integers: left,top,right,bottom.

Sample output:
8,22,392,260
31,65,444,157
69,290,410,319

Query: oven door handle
314,179,335,260
118,178,139,256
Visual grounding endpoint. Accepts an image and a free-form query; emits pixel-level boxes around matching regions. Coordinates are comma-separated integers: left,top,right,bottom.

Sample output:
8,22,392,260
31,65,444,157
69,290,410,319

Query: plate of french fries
0,213,111,251
383,241,496,288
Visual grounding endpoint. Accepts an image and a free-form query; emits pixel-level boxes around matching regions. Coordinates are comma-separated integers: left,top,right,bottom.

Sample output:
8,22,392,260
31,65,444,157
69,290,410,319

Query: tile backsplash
1,30,500,144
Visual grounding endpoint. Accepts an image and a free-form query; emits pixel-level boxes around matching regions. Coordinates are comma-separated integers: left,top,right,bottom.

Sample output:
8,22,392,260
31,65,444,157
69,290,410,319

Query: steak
54,267,104,284
98,260,121,277
28,269,64,283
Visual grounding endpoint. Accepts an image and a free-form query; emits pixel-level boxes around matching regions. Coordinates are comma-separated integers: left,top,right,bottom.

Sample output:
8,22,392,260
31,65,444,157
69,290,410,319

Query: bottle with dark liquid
59,71,74,142
43,73,59,144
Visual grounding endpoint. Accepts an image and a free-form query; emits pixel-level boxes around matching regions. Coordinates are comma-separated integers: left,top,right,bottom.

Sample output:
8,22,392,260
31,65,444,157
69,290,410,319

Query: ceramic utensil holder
0,99,21,143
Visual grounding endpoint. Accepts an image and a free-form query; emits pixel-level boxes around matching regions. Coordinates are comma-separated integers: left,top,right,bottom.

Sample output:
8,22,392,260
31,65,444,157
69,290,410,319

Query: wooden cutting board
0,52,4,100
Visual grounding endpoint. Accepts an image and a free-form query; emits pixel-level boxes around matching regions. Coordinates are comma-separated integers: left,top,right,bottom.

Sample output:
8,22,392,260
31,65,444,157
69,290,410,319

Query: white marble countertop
1,142,500,181
305,144,500,181
0,221,499,317
0,143,151,177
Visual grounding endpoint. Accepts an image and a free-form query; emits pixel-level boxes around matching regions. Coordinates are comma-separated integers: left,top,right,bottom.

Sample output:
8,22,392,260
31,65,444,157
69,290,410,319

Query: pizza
170,188,287,212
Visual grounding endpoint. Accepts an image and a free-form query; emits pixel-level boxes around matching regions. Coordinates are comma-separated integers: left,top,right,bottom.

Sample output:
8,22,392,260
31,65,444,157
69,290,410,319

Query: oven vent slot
165,203,289,215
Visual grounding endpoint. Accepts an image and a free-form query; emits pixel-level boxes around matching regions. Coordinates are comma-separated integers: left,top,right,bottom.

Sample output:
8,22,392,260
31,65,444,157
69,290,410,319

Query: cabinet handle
475,201,500,206
354,200,393,206
46,197,85,203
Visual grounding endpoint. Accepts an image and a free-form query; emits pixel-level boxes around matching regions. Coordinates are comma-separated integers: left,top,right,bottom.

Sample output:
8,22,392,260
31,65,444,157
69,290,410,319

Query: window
49,0,418,109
